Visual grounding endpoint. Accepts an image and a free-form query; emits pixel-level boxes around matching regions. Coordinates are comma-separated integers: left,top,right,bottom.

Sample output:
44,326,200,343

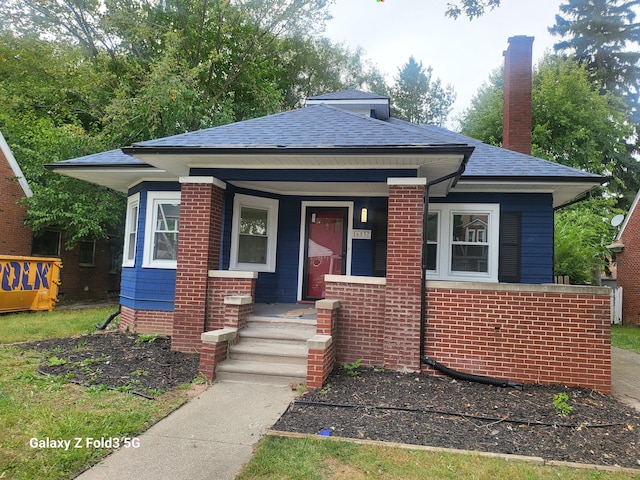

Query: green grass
238,436,640,480
0,306,117,344
612,325,640,354
0,306,189,479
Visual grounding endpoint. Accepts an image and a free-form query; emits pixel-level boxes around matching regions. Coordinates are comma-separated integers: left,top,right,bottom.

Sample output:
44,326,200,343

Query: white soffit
453,180,603,208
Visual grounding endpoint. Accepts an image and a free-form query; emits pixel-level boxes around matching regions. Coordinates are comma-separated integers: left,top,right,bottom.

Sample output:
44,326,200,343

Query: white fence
611,286,623,325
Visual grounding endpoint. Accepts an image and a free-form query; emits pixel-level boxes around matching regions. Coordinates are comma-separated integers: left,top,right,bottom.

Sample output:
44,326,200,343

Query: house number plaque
353,229,372,240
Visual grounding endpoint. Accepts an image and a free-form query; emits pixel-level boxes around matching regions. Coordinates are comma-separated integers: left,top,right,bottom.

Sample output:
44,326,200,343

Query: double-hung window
122,193,140,267
426,204,499,282
143,192,181,268
230,194,279,272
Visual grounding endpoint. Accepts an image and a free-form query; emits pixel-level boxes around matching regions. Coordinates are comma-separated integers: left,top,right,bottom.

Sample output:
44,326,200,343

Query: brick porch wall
323,277,612,394
206,271,257,331
324,275,386,366
425,282,611,394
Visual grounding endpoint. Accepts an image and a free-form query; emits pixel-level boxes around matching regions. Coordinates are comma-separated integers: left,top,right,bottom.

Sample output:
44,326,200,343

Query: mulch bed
17,332,640,469
24,332,200,398
273,365,640,470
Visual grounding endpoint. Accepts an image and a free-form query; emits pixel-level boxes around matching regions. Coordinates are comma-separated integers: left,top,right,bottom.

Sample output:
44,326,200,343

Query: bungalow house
48,36,613,394
0,130,120,302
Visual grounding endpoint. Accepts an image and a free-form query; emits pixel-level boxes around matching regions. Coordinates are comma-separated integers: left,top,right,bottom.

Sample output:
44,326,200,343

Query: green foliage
135,334,159,345
458,68,504,146
47,356,67,367
532,56,634,199
552,393,573,416
550,0,640,124
392,56,456,127
343,358,362,377
554,197,619,284
445,0,501,19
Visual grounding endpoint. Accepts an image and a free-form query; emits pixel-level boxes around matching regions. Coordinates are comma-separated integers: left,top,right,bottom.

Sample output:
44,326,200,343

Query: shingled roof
47,90,605,205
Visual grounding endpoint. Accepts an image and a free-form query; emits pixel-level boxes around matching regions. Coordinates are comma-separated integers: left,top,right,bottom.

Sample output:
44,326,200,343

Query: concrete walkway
612,346,640,412
75,382,297,480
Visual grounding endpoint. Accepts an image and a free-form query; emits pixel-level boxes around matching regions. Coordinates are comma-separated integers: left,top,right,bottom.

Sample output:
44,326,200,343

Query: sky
323,0,564,127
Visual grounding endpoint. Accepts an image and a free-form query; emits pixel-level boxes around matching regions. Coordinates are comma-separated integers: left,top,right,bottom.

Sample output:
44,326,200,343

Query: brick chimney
503,36,534,155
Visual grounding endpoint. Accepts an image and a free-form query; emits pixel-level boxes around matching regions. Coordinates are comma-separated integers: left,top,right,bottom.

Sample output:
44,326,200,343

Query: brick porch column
172,176,226,353
383,178,426,371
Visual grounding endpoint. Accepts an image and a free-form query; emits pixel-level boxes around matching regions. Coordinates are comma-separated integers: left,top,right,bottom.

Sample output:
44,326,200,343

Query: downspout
418,162,523,390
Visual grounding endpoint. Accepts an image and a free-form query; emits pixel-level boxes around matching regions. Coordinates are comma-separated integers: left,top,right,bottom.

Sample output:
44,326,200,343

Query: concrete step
229,339,307,365
215,359,306,386
246,315,317,330
239,325,316,343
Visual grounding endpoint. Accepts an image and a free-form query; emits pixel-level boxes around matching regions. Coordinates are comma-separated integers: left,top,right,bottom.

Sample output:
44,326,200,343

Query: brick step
229,339,307,365
215,359,306,386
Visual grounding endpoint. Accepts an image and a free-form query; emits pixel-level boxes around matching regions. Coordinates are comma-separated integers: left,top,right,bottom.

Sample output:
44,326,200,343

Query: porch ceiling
133,152,467,197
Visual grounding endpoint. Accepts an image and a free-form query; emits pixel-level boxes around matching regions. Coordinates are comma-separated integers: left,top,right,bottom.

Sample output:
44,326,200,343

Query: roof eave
122,144,475,156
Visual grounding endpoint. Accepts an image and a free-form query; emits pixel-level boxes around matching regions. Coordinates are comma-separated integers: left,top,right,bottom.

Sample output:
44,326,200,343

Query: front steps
215,315,316,386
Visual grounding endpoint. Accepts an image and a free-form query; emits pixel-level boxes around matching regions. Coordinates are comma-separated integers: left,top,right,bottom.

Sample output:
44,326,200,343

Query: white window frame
143,191,181,269
230,194,279,273
426,203,500,282
122,193,140,267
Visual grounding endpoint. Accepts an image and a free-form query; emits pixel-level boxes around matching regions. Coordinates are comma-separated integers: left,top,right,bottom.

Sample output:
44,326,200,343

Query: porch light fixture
360,208,368,223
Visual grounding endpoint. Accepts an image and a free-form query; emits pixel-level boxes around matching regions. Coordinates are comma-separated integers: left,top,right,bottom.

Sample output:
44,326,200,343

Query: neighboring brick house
49,36,613,394
0,131,120,302
610,189,640,326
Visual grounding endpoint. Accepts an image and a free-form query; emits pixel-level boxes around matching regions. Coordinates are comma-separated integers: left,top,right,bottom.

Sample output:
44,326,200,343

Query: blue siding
434,192,554,284
121,181,555,309
120,183,180,311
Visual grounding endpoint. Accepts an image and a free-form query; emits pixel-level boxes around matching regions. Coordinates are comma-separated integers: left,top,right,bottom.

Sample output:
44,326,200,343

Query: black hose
422,356,523,390
95,307,121,330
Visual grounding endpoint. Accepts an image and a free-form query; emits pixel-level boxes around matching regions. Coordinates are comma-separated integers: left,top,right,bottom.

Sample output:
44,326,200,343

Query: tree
554,197,620,284
277,36,389,109
392,57,456,127
445,0,501,19
456,67,504,145
532,56,634,193
550,0,640,123
0,33,125,248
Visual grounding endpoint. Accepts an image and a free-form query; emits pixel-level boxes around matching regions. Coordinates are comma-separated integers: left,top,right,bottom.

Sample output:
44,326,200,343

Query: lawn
612,324,640,354
238,436,640,480
0,305,190,480
0,305,117,344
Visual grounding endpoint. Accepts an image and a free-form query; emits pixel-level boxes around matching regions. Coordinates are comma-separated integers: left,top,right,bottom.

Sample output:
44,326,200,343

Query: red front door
303,208,348,300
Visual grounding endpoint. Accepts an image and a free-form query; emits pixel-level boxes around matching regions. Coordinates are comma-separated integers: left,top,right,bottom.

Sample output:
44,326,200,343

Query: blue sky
324,0,563,127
